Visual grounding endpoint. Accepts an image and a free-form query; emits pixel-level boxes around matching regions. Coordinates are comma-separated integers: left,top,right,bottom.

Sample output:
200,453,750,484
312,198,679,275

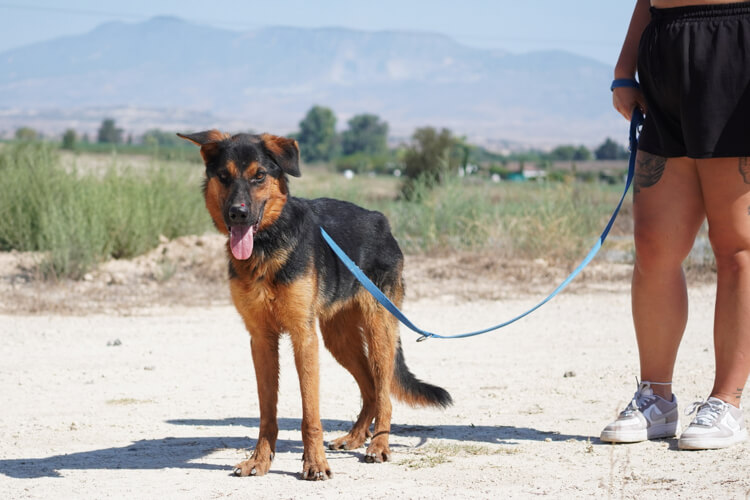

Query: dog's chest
228,256,320,335
229,273,282,330
229,256,278,302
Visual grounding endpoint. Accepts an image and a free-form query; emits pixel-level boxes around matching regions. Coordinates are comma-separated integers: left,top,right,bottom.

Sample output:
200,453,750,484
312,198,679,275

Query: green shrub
384,173,628,260
0,143,638,279
335,152,397,175
401,127,459,200
0,142,212,279
496,183,621,261
386,175,487,252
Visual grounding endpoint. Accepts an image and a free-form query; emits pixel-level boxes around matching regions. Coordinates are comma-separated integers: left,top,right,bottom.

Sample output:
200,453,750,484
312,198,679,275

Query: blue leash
321,109,644,341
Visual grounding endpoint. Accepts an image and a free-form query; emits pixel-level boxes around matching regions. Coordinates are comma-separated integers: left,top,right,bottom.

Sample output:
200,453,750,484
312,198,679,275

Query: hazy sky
0,1,634,65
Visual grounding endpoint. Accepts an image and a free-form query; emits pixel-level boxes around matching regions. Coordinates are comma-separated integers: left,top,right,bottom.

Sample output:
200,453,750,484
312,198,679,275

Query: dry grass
398,441,520,470
0,147,716,284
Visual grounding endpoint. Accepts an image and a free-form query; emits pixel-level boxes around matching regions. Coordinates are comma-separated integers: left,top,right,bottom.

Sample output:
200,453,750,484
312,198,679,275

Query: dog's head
178,130,301,260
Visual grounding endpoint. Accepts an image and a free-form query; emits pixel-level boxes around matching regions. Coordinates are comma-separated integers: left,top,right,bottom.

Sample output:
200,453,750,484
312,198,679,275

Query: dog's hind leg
320,306,376,451
233,333,280,477
360,305,399,463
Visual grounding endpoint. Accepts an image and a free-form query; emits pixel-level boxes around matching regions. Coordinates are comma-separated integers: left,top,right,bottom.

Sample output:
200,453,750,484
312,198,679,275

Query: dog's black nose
228,204,250,223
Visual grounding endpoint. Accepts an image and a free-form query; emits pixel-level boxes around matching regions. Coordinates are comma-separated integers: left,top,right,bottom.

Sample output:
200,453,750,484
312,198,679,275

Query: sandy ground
0,237,748,499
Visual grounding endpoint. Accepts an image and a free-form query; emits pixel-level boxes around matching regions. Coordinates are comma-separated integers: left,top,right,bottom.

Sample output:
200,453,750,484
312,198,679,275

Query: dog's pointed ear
176,130,228,146
177,130,230,163
260,134,301,177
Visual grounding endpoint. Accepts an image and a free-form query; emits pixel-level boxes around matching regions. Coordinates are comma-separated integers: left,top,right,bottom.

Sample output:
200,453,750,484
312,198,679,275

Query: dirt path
1,259,747,499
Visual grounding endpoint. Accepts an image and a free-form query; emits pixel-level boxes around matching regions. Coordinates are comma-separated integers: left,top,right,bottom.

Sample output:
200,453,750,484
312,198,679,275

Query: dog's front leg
234,333,279,477
291,327,332,480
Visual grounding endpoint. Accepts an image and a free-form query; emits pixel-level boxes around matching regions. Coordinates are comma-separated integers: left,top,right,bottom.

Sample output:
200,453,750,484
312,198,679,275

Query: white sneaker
678,397,748,450
600,381,679,443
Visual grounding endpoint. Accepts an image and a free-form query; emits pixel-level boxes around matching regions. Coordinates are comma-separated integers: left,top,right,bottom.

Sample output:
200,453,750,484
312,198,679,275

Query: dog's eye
216,170,231,183
253,171,267,183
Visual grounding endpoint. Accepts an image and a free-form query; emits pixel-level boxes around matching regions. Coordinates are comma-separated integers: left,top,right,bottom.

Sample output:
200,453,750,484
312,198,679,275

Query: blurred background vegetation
2,105,710,281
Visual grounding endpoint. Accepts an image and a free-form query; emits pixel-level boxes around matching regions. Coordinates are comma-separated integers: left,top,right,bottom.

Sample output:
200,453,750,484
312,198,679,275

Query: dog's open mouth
229,222,259,260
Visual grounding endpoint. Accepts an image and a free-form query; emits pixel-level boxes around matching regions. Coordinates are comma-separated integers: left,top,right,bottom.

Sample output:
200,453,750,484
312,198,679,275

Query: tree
549,144,591,162
549,145,576,161
296,106,338,163
97,118,123,144
15,127,38,141
340,113,389,156
61,129,77,150
595,138,629,160
574,145,592,161
401,127,458,199
142,129,184,148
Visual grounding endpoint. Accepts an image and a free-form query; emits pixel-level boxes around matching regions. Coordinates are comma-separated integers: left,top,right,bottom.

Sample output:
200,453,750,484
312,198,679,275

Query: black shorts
637,2,750,159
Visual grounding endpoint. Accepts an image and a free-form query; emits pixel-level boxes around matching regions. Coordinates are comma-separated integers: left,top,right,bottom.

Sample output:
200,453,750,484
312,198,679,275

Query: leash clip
416,334,433,343
629,108,644,152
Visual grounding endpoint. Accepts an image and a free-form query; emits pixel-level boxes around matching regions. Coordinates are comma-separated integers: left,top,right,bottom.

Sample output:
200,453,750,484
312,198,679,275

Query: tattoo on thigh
634,152,667,194
739,158,750,184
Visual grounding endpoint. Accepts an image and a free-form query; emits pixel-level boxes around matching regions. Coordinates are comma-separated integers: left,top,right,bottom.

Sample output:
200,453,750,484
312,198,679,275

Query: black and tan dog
178,130,451,480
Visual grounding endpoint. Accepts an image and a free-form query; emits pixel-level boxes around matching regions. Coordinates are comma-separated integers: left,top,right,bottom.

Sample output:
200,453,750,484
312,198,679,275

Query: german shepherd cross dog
178,130,452,480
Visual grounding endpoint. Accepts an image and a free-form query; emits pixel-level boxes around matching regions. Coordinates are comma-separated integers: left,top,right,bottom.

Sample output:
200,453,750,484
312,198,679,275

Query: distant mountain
0,16,624,147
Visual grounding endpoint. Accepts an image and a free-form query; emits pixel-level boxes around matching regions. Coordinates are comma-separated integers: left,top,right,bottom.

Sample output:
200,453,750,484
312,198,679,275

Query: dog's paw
364,442,391,463
301,455,332,481
328,430,369,451
233,452,274,477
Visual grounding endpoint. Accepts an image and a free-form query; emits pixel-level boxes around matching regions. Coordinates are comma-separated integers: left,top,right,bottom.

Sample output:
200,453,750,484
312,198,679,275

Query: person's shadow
0,417,594,479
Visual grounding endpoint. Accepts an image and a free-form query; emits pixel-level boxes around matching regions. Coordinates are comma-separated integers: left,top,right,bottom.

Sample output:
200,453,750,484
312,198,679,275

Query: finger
616,105,632,121
613,98,630,121
637,97,648,116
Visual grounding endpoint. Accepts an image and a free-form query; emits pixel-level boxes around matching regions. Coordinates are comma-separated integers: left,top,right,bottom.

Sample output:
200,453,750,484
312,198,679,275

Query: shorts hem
638,146,750,160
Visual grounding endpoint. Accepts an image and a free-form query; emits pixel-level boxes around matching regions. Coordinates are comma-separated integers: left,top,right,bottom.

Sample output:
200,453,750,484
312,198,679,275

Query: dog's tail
390,339,453,408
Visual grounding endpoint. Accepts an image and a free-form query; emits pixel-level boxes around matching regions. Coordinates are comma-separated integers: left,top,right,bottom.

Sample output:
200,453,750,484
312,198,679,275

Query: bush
496,183,621,262
0,142,212,279
335,152,398,175
384,172,629,261
488,164,512,179
61,129,77,150
388,175,492,252
15,127,38,141
401,127,459,199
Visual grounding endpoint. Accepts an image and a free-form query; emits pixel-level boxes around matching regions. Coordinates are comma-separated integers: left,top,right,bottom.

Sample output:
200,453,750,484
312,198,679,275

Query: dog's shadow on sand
0,417,596,479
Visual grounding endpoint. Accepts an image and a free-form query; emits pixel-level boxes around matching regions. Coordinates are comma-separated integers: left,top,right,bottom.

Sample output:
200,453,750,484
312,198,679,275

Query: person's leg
696,157,750,408
631,152,706,400
600,153,705,443
677,157,750,450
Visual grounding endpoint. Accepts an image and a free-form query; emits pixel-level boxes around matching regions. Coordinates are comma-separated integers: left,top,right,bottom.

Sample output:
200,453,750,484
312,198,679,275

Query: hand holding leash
612,78,647,122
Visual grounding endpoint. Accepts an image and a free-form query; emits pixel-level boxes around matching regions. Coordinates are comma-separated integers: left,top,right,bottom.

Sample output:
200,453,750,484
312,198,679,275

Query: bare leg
697,157,750,407
631,152,705,400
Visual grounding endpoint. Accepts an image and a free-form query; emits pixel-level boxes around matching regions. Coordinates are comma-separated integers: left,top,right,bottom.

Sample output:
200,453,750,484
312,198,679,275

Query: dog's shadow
0,417,594,479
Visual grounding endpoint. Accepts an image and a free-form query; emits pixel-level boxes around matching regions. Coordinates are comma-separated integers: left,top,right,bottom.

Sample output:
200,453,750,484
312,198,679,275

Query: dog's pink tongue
230,226,254,260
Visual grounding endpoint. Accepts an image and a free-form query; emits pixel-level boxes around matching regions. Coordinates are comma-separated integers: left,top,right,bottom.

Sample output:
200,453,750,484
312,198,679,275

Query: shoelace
685,399,726,426
620,379,672,416
621,386,657,416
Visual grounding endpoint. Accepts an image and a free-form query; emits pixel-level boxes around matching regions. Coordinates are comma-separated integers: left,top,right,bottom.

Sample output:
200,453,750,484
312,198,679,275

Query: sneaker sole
600,422,678,443
678,428,748,450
